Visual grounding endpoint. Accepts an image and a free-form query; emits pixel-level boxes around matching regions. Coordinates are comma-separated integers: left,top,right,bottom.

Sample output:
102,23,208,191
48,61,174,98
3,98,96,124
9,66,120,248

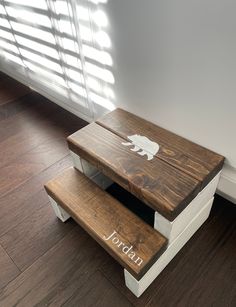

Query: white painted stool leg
69,150,84,173
124,197,214,297
48,195,71,222
69,150,113,190
154,173,220,244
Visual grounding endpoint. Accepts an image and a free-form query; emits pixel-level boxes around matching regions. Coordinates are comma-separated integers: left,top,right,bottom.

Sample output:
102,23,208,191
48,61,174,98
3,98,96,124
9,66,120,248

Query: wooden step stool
45,108,224,297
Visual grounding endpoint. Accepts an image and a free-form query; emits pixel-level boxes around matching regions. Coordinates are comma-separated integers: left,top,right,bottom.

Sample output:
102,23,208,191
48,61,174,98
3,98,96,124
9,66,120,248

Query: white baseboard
0,65,93,123
217,163,236,204
0,64,111,122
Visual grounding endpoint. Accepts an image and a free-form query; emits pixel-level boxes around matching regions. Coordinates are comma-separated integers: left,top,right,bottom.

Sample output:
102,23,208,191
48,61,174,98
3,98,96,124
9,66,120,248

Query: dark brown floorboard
0,156,72,237
0,72,235,306
0,245,20,289
0,204,76,271
62,271,133,307
0,138,68,197
0,73,31,106
0,228,112,307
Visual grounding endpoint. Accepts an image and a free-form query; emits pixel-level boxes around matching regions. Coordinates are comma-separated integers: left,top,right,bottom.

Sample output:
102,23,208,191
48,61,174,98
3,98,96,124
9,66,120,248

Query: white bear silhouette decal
122,134,159,161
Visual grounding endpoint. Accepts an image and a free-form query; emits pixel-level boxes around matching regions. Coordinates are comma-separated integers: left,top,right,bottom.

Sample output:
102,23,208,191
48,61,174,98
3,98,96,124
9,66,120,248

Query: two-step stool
44,108,224,297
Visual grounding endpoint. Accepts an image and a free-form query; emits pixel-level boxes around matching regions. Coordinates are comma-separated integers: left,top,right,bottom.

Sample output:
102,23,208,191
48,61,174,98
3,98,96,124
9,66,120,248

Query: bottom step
44,167,167,280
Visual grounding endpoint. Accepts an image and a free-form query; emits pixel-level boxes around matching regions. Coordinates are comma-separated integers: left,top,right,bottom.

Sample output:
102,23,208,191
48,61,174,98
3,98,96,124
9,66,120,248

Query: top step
67,109,224,220
97,109,224,188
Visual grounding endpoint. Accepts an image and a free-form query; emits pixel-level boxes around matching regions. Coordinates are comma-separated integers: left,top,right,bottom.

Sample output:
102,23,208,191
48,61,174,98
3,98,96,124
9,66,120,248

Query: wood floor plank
0,94,63,142
0,91,86,175
68,122,200,220
0,92,38,121
0,75,31,106
97,108,224,188
62,271,133,307
0,110,85,170
0,132,62,170
0,202,76,271
0,155,72,237
0,138,68,198
100,258,152,307
0,228,110,307
0,245,20,290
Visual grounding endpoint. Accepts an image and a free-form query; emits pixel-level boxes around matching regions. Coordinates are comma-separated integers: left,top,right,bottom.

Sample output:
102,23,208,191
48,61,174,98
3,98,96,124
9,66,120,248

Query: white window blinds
0,0,115,120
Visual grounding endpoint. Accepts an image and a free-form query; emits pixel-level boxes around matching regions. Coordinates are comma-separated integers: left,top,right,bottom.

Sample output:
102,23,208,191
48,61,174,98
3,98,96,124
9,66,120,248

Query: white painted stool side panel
70,151,83,173
70,150,100,177
90,172,113,190
154,173,220,243
81,159,100,178
124,197,214,297
70,150,113,190
48,195,71,222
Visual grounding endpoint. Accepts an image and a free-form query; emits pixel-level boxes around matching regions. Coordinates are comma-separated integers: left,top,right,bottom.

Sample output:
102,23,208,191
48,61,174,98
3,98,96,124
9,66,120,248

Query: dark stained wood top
97,108,224,189
67,108,224,220
45,167,167,280
68,123,201,220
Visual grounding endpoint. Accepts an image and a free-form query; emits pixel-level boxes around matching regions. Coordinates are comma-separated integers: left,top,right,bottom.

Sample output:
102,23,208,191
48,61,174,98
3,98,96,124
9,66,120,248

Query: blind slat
0,0,115,117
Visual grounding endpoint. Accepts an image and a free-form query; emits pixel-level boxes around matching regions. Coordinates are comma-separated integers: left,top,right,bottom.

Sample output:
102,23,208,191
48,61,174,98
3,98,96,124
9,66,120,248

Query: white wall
106,0,236,202
107,0,236,166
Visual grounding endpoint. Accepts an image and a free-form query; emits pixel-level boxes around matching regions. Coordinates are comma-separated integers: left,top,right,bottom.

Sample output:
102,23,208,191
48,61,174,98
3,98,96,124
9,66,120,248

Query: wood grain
0,108,85,169
0,228,109,307
45,167,167,279
0,204,76,271
0,138,68,198
0,94,66,142
0,245,20,290
62,271,132,307
0,72,31,106
68,123,200,220
0,155,72,237
97,108,224,188
0,92,40,121
147,197,236,307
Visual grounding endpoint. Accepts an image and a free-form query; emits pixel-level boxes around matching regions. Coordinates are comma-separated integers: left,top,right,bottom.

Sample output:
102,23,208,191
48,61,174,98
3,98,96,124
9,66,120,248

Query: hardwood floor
0,72,235,306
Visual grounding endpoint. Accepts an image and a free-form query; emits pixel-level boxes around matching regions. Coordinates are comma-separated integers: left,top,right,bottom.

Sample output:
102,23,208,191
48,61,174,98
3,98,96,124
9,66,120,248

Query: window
0,0,115,120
